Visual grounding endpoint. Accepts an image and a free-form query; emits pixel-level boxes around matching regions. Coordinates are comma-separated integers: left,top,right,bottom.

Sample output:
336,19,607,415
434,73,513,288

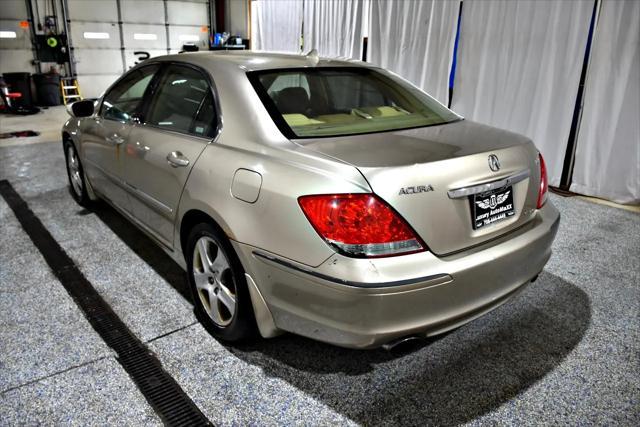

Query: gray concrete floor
0,136,638,425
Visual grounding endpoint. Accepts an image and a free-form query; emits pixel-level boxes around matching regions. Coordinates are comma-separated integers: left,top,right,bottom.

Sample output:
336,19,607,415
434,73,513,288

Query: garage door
0,0,34,74
68,0,209,99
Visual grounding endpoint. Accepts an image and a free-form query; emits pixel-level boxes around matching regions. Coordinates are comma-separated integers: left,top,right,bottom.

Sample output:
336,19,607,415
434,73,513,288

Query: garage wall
302,0,365,59
368,0,459,105
451,0,594,187
251,0,302,52
0,1,35,74
570,0,640,204
68,0,209,99
226,0,248,39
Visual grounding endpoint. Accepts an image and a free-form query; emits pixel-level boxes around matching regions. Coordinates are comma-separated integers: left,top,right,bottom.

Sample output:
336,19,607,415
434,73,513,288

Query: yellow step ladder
60,77,82,105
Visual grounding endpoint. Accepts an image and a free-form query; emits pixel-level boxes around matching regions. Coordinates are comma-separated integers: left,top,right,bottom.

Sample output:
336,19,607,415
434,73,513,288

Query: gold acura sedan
62,51,559,349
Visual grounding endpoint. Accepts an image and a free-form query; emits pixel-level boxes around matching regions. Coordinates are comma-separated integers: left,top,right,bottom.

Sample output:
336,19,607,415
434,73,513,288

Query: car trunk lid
294,120,542,255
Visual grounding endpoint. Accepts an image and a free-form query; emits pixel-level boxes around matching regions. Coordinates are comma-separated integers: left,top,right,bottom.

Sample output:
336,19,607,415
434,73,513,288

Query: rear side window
101,65,158,122
191,92,217,137
145,64,217,137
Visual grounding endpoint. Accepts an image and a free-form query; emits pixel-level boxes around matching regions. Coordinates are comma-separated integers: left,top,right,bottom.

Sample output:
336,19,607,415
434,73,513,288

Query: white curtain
570,0,640,204
451,0,593,187
303,0,365,59
368,0,460,105
251,0,303,53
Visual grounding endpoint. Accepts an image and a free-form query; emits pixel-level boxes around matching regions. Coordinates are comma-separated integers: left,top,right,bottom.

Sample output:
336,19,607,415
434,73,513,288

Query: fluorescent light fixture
134,33,157,41
0,31,17,38
179,34,199,42
83,32,110,40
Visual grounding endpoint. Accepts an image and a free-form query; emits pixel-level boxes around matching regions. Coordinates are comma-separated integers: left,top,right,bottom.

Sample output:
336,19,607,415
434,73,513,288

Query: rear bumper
233,202,560,349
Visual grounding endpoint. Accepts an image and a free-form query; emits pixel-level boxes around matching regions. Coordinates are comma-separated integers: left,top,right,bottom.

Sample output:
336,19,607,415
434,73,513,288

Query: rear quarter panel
177,141,371,267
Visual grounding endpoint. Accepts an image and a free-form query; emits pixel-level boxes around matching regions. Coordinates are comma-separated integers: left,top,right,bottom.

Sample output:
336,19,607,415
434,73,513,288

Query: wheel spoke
210,245,229,273
217,279,236,317
196,239,212,273
207,288,224,324
193,271,210,290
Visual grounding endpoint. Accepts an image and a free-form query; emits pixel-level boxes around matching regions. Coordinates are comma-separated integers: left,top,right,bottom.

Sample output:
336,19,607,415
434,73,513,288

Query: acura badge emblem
488,154,501,172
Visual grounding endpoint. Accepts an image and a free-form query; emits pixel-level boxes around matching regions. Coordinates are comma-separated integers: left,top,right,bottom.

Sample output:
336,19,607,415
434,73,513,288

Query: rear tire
186,223,257,342
63,140,91,207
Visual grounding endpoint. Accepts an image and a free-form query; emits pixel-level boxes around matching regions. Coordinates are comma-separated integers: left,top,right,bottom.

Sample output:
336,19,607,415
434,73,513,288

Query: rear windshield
247,67,460,138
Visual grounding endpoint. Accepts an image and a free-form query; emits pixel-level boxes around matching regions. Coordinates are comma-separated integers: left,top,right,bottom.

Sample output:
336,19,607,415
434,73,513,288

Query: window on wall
145,64,217,137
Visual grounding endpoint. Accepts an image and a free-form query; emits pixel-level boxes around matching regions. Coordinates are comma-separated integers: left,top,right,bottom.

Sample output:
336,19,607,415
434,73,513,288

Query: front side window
145,64,217,137
248,67,460,138
101,65,158,122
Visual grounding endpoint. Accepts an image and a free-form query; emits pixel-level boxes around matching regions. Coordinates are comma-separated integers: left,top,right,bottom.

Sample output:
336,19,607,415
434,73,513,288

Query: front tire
63,140,91,207
186,223,257,342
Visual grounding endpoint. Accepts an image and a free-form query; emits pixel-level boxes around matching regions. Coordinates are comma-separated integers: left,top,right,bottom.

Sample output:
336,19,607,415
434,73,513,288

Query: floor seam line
0,355,112,395
145,321,199,344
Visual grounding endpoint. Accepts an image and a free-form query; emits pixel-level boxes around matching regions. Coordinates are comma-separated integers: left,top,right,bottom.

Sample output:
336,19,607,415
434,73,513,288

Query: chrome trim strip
447,169,530,199
98,191,174,251
84,158,127,190
125,182,173,215
252,251,451,289
84,159,173,215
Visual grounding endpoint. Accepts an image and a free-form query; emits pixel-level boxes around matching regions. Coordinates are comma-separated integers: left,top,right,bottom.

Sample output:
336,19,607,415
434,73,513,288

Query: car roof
149,50,371,73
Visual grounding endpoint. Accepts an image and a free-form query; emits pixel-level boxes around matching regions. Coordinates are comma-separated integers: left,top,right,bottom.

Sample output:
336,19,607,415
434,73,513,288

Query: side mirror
68,100,95,118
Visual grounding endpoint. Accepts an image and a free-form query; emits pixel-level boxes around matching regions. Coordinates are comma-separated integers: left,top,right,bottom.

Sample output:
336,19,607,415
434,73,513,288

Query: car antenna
305,48,319,66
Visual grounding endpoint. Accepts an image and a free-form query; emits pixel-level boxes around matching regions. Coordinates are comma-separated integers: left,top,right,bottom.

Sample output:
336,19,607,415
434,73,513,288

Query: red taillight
537,152,548,209
298,193,424,257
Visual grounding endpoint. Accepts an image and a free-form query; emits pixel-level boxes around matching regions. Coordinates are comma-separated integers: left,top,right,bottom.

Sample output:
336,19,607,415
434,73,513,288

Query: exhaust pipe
382,335,423,351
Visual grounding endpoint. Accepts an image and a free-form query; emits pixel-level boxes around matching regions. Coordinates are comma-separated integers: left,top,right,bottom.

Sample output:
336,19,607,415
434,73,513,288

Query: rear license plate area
471,186,515,229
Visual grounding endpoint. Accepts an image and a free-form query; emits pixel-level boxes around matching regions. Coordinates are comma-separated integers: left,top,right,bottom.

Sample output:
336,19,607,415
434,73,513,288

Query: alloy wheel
192,236,237,327
67,146,83,197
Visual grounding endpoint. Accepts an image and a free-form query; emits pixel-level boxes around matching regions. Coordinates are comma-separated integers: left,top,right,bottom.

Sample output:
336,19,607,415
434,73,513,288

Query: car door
82,65,160,212
123,63,219,247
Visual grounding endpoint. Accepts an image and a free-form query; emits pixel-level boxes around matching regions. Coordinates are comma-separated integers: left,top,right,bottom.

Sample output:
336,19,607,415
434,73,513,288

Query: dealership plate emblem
476,191,510,210
488,154,501,172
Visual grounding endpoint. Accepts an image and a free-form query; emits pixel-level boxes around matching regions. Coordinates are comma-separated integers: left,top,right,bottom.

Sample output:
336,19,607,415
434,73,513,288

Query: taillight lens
537,152,548,209
298,193,424,257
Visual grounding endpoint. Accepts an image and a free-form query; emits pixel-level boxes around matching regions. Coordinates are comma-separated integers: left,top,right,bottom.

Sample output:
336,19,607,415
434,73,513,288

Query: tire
63,140,91,207
186,222,257,342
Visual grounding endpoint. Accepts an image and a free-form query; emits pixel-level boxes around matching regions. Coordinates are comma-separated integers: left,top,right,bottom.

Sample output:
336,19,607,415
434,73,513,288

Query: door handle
166,151,190,168
106,134,125,145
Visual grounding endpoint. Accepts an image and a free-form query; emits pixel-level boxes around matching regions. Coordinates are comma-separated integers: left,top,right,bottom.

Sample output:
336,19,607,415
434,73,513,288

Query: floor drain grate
0,180,212,426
